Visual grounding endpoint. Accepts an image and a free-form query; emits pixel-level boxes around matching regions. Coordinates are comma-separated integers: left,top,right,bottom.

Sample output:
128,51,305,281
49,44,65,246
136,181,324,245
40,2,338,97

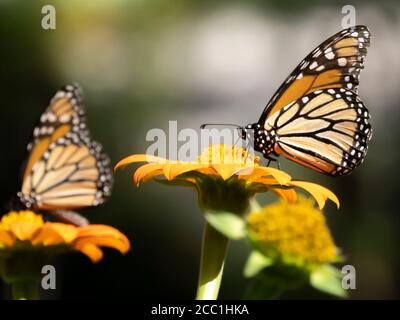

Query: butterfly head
243,123,276,156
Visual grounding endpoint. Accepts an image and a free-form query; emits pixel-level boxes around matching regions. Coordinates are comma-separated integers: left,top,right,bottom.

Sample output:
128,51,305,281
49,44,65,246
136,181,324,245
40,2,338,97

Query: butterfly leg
264,154,281,170
264,154,275,167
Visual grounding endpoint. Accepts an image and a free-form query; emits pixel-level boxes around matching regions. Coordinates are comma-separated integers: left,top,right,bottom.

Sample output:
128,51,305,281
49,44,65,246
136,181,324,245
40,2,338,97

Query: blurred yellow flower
0,211,130,263
247,197,338,265
115,144,339,211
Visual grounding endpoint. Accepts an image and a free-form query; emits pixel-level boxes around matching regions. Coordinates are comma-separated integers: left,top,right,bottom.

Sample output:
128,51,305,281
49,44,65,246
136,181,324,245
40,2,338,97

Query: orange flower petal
76,225,130,254
133,163,164,185
31,223,77,246
140,168,164,183
0,230,16,247
271,188,298,203
115,154,167,170
289,180,340,209
164,163,209,180
32,225,70,246
195,167,219,176
46,223,79,243
9,223,42,241
212,164,243,180
244,177,280,186
75,243,103,263
244,167,292,185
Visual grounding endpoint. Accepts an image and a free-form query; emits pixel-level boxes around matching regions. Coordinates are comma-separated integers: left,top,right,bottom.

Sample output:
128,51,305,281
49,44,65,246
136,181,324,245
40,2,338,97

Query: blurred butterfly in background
241,25,372,176
14,84,112,225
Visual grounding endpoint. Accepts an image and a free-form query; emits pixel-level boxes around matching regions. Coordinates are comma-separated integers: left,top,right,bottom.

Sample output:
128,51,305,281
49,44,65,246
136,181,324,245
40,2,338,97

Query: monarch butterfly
241,25,372,176
13,84,112,225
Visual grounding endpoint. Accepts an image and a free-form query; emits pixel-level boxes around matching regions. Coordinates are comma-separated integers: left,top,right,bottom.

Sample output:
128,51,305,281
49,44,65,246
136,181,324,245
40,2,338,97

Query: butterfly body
241,25,372,176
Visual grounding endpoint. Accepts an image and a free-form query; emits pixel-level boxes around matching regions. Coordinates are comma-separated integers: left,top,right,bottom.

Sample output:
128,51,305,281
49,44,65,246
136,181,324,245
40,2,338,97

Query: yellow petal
271,188,298,203
244,167,292,185
31,225,68,246
0,230,16,247
133,163,164,185
163,163,209,180
212,164,242,180
244,177,280,186
114,154,168,170
76,225,131,254
46,223,79,243
9,223,42,241
289,180,340,209
31,223,77,246
140,168,164,183
195,167,219,177
75,243,103,263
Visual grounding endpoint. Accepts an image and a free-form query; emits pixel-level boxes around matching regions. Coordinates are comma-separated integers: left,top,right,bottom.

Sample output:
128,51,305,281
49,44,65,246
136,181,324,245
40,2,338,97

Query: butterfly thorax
243,123,277,157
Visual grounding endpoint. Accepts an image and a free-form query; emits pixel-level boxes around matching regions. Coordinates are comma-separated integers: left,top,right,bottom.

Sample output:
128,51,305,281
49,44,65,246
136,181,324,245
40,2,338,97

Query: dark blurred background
0,0,399,299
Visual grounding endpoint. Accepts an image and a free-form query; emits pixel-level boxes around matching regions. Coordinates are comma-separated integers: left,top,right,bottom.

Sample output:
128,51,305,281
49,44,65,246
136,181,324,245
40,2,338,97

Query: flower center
197,144,260,166
247,198,337,264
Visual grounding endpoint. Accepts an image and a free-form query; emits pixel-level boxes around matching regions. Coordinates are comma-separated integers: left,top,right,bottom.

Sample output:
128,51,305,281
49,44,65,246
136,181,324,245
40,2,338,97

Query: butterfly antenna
201,123,242,129
244,139,252,163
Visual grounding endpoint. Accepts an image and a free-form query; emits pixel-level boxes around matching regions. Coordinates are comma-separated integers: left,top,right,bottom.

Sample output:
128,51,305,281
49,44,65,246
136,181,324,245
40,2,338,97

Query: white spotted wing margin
259,25,371,124
267,88,372,176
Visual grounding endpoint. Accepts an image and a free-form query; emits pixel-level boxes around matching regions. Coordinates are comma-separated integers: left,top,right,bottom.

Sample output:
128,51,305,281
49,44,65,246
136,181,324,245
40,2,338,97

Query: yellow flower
0,211,130,263
115,144,339,213
247,197,338,266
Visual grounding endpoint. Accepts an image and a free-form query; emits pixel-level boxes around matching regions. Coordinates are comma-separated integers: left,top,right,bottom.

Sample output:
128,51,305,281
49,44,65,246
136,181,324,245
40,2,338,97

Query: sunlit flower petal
76,224,130,254
289,180,340,209
115,154,167,169
32,223,78,246
270,188,298,203
0,230,15,247
242,166,292,185
133,163,164,186
0,211,43,241
163,163,208,180
116,144,340,211
0,211,131,264
212,164,244,180
75,243,103,263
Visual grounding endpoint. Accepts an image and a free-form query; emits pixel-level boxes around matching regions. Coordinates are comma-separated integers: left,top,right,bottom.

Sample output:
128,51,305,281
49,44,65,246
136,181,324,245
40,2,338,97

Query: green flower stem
196,221,229,300
12,280,39,300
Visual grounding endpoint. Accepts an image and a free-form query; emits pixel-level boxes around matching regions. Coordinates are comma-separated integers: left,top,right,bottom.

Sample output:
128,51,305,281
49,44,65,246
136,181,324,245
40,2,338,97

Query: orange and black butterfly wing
259,25,370,124
264,88,372,176
18,84,112,210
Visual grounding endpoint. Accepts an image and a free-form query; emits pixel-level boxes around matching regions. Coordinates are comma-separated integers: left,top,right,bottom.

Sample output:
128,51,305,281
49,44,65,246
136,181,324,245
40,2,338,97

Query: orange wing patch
260,25,370,123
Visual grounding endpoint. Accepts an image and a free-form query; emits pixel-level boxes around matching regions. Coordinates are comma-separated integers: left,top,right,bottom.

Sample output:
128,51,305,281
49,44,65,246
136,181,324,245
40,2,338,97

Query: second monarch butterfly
11,84,112,225
240,25,373,176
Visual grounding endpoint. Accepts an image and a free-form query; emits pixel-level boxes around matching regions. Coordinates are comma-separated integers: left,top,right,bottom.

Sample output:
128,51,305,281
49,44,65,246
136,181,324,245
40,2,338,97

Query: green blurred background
0,0,399,299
